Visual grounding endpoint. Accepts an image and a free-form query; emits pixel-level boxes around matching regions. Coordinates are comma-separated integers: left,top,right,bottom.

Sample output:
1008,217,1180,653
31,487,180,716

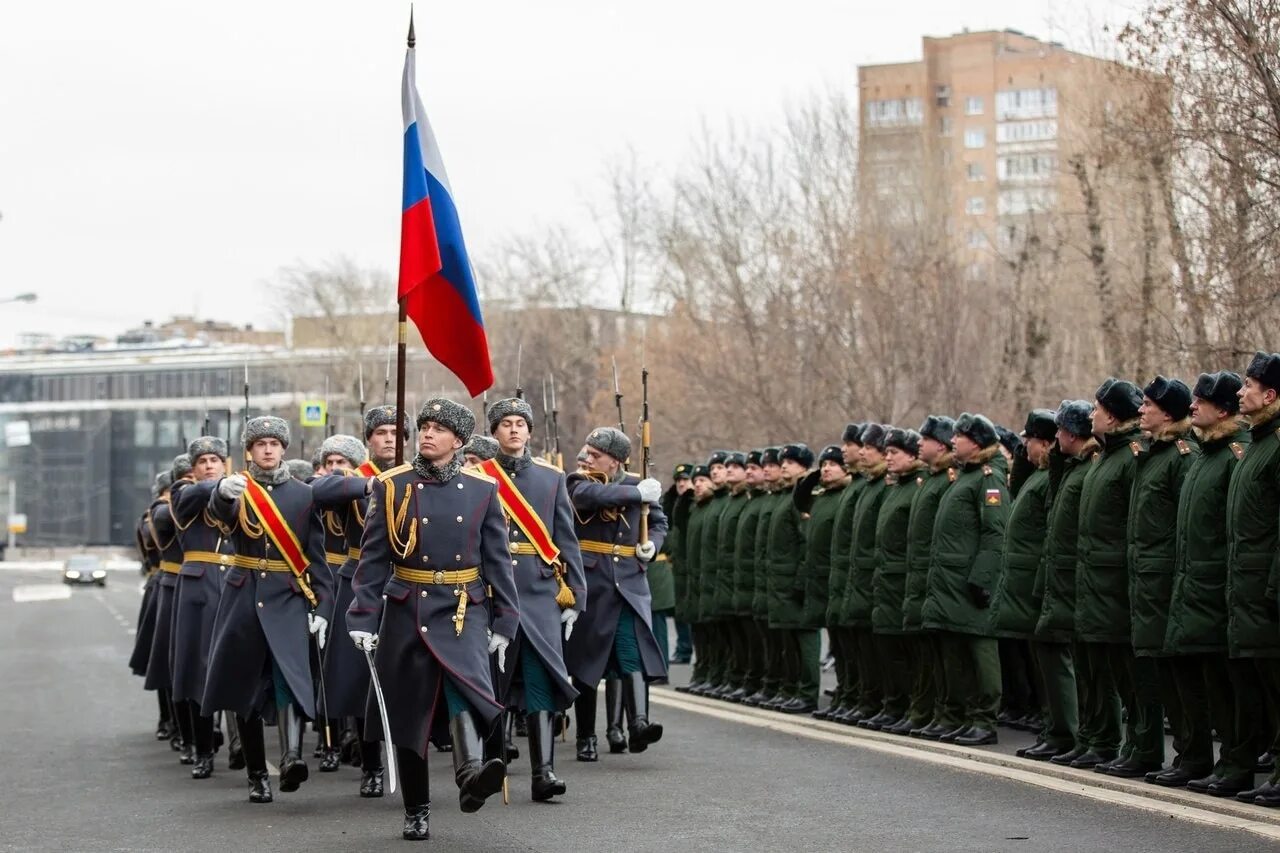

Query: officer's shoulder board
947,468,957,483
461,467,497,485
982,464,993,476
531,456,563,473
1176,439,1191,455
1130,440,1144,457
376,463,414,483
1230,441,1245,460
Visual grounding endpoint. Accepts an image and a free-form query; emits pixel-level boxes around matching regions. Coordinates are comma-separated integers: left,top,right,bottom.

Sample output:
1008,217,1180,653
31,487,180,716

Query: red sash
243,478,311,585
479,459,559,565
356,460,381,478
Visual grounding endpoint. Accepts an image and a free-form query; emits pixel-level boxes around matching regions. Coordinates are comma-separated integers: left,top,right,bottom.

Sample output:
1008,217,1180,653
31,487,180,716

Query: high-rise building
858,29,1143,282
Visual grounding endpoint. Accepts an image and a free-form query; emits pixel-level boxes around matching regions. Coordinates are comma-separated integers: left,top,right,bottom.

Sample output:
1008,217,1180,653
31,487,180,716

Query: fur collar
1247,396,1280,432
930,452,955,474
862,460,888,480
1074,437,1101,461
412,452,464,483
1148,418,1192,443
966,445,1001,466
1196,416,1245,445
247,461,292,486
1105,417,1141,437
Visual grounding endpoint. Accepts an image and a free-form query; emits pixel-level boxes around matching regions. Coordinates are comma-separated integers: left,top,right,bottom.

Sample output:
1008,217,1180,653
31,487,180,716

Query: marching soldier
763,443,817,714
1074,379,1144,772
346,398,519,840
920,413,1009,746
1160,372,1250,790
146,455,192,764
564,427,669,753
130,474,168,739
1225,353,1280,805
869,428,922,734
904,417,956,738
1119,377,1198,779
204,416,332,804
797,445,850,714
170,437,235,779
823,426,866,723
480,397,586,799
845,425,889,727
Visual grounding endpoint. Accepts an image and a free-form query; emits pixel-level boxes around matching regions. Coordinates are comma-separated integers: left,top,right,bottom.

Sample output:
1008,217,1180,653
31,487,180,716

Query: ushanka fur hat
1193,371,1243,414
1246,351,1280,391
1095,378,1143,422
1143,375,1192,421
319,434,367,467
363,405,412,441
585,426,631,462
1021,409,1057,441
187,435,229,461
842,422,865,444
1055,400,1094,438
463,435,499,461
417,398,475,442
153,470,173,496
286,459,314,481
672,462,694,480
760,447,781,466
170,453,192,481
918,415,955,448
884,428,920,457
243,415,290,449
818,444,844,465
859,423,888,452
486,397,535,434
779,443,815,468
955,413,999,448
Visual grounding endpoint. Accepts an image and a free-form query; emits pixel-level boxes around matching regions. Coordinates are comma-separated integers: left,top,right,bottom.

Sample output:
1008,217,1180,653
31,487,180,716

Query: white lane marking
652,690,1280,843
12,584,72,603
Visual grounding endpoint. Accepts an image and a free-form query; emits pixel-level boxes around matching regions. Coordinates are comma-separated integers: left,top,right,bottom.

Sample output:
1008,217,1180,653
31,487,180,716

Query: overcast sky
0,1,1135,346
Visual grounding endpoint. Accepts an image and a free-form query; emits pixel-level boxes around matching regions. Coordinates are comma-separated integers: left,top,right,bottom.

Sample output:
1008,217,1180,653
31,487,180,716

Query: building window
967,229,986,248
964,128,986,149
965,96,984,115
866,97,925,128
936,85,951,108
939,116,952,136
998,153,1059,182
995,120,1059,144
996,87,1058,120
966,196,986,215
966,162,985,181
134,419,155,448
998,187,1058,216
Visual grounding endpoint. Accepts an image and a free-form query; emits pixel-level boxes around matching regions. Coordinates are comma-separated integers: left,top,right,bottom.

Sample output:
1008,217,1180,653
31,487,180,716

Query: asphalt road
0,567,1271,853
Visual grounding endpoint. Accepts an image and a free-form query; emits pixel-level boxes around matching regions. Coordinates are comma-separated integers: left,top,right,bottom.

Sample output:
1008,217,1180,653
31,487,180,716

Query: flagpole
394,13,416,467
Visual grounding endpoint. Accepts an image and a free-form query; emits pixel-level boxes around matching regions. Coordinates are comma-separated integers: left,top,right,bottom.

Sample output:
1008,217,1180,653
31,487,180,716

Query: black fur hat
1192,371,1243,414
1055,400,1093,438
761,447,781,466
884,428,920,457
919,415,956,448
779,443,815,469
1021,409,1057,441
860,423,888,452
842,422,865,444
1143,375,1192,421
955,413,998,448
1095,378,1142,422
818,444,844,465
1246,351,1280,391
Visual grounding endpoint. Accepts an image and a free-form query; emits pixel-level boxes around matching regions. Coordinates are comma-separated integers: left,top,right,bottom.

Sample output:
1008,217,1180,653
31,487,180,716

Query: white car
63,554,107,587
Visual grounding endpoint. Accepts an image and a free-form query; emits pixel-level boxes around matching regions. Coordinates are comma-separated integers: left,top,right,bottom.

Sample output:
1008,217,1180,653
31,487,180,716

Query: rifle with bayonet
639,365,651,544
549,374,563,469
515,344,524,400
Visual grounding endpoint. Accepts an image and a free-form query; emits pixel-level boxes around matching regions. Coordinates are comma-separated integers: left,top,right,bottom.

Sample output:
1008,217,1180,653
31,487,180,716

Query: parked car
63,554,107,586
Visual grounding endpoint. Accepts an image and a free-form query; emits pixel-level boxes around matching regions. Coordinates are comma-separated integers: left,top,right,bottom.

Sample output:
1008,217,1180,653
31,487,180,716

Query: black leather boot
360,767,385,798
398,745,430,839
237,714,272,803
574,684,598,762
504,711,521,762
451,712,506,813
529,711,567,802
191,753,214,779
605,678,627,754
622,671,663,753
277,704,310,793
248,769,273,803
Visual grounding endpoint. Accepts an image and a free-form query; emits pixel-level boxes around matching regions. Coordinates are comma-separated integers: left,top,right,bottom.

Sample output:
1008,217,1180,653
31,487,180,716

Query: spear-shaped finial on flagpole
407,6,416,48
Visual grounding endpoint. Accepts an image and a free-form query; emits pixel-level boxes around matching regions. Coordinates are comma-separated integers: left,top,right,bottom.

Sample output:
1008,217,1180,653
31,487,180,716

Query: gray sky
0,0,1134,346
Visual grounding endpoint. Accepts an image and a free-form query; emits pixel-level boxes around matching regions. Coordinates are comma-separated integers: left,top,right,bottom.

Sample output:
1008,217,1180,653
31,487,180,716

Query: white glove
637,478,662,503
488,632,511,673
561,608,578,641
636,541,657,562
349,630,378,651
308,613,328,650
218,474,247,500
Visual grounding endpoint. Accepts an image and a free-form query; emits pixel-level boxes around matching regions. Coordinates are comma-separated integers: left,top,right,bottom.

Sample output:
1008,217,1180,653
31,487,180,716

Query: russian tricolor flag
398,38,494,397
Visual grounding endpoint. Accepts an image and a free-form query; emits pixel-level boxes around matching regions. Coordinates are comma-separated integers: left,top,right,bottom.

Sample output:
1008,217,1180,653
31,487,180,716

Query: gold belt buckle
258,558,267,569
509,541,520,554
611,544,622,556
433,570,445,584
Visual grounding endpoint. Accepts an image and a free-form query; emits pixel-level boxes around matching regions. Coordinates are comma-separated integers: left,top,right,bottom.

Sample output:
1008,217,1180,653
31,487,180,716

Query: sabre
314,627,332,749
364,647,399,794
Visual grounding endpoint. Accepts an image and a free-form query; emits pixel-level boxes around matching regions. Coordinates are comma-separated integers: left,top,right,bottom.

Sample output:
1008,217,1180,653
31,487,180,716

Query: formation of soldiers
666,351,1280,807
129,397,668,841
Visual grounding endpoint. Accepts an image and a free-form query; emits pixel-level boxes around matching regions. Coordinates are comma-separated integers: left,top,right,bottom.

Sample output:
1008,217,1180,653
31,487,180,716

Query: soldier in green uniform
693,451,733,696
655,464,693,667
845,425,889,725
868,429,922,734
1160,372,1250,789
797,445,851,714
990,411,1056,757
1225,353,1280,805
750,448,787,707
1072,379,1144,772
1114,377,1197,778
1040,401,1099,765
675,466,714,695
904,417,956,739
921,413,1009,746
732,451,769,704
711,453,752,700
763,443,816,713
822,425,865,723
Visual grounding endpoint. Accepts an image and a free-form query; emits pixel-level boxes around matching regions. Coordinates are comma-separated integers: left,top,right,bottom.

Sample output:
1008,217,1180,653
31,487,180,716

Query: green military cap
672,462,694,480
691,464,712,480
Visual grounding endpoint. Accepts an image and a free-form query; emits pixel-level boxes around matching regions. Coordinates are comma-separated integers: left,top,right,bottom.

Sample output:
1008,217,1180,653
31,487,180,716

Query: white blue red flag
399,39,493,396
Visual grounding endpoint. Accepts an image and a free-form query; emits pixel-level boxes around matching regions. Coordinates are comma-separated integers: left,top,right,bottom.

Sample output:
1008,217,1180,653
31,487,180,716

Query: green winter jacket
840,463,888,628
1075,424,1143,644
1128,424,1198,655
1164,422,1249,655
1033,440,1098,643
921,446,1010,635
732,487,768,617
678,495,711,624
903,459,954,632
826,476,865,627
713,487,751,617
752,487,785,621
991,466,1050,640
1226,404,1280,659
764,476,808,628
803,479,849,629
872,468,920,634
695,488,731,622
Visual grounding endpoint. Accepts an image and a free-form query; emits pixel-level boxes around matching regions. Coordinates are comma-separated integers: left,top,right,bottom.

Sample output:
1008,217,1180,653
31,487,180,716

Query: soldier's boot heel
247,770,273,804
451,712,505,813
605,678,628,753
529,711,567,802
191,753,215,779
277,704,310,793
622,672,663,753
402,805,430,841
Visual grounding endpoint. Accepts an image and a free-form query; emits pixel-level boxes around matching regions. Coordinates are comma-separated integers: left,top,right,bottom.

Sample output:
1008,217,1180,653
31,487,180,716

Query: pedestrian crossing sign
300,401,327,427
